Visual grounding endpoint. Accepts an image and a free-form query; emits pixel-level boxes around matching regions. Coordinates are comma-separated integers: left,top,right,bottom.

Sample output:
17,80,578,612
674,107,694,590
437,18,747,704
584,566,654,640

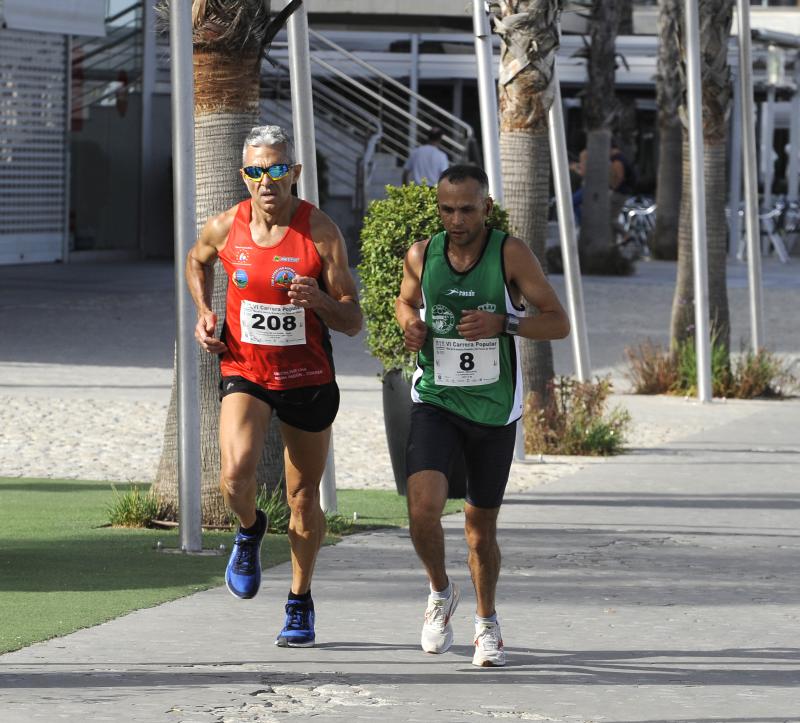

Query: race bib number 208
240,300,306,346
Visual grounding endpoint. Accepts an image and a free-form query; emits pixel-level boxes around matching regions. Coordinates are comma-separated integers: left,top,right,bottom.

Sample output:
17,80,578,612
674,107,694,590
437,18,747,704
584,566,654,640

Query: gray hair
242,125,295,164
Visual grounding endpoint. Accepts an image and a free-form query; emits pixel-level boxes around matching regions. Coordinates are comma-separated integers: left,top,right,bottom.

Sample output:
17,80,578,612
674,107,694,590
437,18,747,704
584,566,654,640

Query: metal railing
71,2,142,114
71,10,476,210
729,195,794,263
305,29,475,163
261,63,383,206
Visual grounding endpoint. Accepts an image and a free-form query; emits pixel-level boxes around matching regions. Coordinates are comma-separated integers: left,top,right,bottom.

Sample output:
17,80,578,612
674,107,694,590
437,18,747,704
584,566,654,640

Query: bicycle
615,195,656,260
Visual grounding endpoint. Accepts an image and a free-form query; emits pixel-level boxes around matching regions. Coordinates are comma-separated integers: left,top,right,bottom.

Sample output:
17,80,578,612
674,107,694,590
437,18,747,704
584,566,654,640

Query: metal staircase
264,28,476,209
70,3,143,117
70,4,477,217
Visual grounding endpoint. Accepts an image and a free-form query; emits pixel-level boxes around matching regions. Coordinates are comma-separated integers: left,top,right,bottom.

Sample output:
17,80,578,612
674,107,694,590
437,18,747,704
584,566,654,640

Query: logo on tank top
234,249,251,265
445,288,476,297
431,304,455,334
232,269,249,289
271,266,296,289
274,255,300,263
478,302,497,313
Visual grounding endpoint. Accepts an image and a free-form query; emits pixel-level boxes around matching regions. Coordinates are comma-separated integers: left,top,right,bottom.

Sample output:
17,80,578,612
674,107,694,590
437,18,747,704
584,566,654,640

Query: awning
3,0,106,37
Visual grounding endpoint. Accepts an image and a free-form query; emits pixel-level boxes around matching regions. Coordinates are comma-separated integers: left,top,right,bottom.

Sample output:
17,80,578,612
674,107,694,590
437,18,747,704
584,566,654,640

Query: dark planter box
381,369,467,498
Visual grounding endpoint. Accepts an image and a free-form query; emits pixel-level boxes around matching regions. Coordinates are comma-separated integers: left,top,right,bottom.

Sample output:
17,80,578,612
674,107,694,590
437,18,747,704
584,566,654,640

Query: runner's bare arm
395,240,429,352
457,236,569,342
185,208,236,353
289,209,362,336
504,236,570,340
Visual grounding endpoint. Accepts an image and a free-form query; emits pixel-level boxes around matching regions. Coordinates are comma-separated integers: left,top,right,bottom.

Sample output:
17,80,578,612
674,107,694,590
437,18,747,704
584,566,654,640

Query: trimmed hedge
358,183,509,375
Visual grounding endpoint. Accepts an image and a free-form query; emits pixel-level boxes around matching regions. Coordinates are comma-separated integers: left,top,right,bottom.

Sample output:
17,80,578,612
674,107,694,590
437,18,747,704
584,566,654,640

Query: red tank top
218,199,334,390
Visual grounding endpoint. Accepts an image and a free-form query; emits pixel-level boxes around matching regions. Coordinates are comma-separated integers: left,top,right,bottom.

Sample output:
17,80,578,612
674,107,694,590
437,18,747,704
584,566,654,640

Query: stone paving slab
2,401,799,722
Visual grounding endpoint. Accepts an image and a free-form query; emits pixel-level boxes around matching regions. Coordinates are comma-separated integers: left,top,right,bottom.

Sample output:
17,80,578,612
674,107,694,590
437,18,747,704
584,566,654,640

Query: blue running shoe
225,509,267,599
275,598,315,647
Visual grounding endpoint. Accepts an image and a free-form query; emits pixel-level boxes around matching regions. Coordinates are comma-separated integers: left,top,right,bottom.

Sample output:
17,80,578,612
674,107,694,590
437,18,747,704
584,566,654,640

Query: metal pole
408,33,420,153
287,7,319,206
762,90,776,211
452,78,464,119
139,0,157,257
548,70,591,382
684,0,712,402
472,0,503,202
736,0,765,350
169,0,202,550
473,0,524,459
63,35,72,264
728,59,743,260
287,2,337,513
788,53,800,202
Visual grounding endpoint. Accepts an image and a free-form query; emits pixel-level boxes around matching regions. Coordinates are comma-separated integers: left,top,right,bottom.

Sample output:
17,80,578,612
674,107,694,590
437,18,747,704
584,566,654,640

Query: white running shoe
420,583,461,654
472,620,506,667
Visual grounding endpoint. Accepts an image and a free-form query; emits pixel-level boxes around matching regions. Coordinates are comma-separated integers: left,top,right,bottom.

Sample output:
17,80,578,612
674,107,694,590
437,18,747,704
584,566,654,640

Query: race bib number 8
240,300,306,346
433,338,500,387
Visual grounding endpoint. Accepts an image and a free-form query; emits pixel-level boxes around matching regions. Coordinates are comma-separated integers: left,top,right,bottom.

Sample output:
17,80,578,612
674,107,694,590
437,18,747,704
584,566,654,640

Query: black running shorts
406,402,516,509
220,376,340,433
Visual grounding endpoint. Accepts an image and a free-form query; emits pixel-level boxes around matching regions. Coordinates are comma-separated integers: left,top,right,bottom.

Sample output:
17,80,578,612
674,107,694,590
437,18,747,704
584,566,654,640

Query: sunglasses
241,163,294,182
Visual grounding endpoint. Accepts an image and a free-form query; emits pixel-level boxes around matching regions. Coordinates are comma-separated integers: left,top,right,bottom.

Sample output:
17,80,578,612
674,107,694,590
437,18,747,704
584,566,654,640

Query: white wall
304,0,467,15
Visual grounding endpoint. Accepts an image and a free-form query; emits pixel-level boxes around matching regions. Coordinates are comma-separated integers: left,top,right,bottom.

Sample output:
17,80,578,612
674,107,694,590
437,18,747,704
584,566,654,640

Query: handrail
308,29,473,141
310,55,466,159
76,28,140,65
356,129,383,211
106,1,141,26
264,61,382,143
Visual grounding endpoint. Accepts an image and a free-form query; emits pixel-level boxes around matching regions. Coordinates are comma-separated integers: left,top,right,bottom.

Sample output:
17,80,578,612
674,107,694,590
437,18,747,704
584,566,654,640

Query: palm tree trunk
152,28,285,523
653,124,682,260
670,0,733,355
500,130,554,402
579,0,618,256
580,127,612,252
492,0,561,404
614,0,637,164
670,134,730,352
653,0,682,260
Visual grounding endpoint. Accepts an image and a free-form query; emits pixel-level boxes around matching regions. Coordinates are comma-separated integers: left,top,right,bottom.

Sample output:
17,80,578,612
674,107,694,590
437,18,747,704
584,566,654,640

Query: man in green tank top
395,165,570,667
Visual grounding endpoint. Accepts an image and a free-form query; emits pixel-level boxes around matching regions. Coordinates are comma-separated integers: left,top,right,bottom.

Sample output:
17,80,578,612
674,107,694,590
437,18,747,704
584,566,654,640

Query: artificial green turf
0,479,462,654
336,488,463,530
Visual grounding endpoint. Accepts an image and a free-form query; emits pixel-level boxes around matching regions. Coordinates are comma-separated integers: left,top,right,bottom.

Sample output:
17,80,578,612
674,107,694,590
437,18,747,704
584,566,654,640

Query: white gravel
2,257,797,490
2,364,792,492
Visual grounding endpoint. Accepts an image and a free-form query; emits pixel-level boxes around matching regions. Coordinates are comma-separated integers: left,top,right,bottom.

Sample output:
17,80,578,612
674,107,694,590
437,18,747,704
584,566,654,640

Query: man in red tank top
186,125,362,648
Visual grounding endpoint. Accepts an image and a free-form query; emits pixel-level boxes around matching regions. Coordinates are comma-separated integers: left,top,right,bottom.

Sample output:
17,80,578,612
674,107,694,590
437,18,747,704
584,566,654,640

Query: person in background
402,126,450,186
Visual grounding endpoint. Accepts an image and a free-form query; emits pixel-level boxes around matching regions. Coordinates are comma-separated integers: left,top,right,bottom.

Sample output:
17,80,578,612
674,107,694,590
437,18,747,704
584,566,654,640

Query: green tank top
411,228,523,426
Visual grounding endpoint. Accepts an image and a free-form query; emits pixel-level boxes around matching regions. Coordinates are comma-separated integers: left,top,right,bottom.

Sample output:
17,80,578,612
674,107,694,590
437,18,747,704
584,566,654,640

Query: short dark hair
437,164,490,196
425,126,444,144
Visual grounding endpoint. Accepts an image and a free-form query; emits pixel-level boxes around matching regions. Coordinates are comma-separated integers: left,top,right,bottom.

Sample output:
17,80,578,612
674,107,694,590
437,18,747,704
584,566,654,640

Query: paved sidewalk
2,398,799,722
2,259,799,720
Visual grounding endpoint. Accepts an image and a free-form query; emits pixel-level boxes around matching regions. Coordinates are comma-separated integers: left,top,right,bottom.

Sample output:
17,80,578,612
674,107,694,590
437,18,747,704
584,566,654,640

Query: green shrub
358,183,509,375
675,337,734,397
625,340,679,394
324,513,356,536
255,485,292,534
524,376,630,456
229,485,356,536
624,338,796,398
730,348,795,398
108,484,160,528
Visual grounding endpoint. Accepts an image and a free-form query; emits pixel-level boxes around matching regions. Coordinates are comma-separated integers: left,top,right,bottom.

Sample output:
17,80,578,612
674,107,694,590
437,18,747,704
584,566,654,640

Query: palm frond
156,0,297,57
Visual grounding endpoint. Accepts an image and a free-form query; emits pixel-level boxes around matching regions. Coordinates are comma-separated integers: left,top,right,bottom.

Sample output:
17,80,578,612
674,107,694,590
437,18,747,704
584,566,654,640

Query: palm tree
652,0,683,260
578,0,619,258
670,0,733,354
153,0,296,524
489,0,561,405
614,0,638,165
